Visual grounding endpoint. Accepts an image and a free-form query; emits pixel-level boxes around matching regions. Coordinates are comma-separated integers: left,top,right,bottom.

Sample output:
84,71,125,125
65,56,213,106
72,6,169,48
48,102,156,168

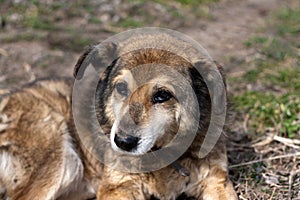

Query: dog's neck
170,161,190,177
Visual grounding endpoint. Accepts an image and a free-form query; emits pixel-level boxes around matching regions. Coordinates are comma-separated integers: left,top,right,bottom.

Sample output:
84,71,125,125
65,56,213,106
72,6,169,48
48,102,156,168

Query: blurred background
0,0,299,199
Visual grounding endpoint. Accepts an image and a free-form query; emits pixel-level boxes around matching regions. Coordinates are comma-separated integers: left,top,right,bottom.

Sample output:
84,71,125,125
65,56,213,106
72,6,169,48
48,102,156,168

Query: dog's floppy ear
73,46,93,78
191,61,228,158
74,42,118,80
192,60,227,116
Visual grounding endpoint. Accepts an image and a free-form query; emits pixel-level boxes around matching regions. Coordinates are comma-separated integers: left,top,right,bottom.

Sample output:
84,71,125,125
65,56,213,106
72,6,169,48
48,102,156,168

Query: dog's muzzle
114,131,140,152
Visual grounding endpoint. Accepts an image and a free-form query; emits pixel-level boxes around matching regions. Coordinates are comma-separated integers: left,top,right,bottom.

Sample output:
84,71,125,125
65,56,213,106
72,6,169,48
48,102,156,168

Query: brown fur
0,78,95,200
0,33,237,200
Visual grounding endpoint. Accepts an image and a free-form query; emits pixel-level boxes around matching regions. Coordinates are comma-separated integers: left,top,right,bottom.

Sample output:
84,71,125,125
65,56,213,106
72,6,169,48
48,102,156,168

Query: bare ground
182,0,284,72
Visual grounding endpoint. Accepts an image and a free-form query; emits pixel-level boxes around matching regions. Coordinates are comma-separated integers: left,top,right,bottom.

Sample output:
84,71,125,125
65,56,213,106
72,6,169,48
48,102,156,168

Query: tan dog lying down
0,30,237,200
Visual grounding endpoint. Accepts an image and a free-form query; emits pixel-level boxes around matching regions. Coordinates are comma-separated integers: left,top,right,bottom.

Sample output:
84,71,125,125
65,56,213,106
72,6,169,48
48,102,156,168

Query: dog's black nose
114,132,140,152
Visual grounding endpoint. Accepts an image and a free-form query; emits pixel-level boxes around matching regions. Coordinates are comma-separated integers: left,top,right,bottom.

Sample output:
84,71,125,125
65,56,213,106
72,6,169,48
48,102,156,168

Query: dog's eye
115,82,128,96
152,90,173,104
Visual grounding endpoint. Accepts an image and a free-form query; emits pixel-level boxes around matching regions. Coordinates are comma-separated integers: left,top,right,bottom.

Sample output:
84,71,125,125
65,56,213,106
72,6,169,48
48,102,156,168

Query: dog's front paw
202,178,238,200
97,184,144,200
200,167,237,200
97,192,133,200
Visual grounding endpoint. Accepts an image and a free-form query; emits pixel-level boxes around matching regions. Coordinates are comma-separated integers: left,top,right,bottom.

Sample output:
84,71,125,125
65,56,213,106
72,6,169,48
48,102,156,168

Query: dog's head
107,49,195,155
109,71,179,154
74,37,226,157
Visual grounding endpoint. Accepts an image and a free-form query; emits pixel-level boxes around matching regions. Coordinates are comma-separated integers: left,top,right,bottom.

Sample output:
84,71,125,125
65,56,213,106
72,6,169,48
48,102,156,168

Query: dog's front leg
97,181,145,200
200,167,238,200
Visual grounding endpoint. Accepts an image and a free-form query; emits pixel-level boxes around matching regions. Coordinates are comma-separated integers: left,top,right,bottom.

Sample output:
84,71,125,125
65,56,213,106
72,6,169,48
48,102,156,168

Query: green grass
1,32,46,42
275,6,300,36
244,36,293,61
230,5,300,139
233,91,300,138
116,18,144,28
24,16,56,30
47,30,96,52
127,0,146,3
244,36,269,47
88,17,102,24
1,2,57,31
172,0,218,5
115,0,217,29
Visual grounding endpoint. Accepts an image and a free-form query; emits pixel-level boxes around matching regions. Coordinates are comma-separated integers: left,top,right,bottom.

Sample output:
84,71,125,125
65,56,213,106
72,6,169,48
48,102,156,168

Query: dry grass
228,130,300,199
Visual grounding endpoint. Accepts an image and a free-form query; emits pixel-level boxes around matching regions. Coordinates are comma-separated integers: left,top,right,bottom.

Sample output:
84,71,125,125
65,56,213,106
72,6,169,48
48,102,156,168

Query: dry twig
0,48,8,57
269,187,276,200
229,152,300,168
243,113,249,133
252,134,300,149
23,63,36,82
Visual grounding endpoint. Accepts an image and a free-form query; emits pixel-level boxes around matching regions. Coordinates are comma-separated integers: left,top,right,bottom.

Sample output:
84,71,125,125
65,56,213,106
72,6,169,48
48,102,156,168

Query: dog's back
0,78,93,200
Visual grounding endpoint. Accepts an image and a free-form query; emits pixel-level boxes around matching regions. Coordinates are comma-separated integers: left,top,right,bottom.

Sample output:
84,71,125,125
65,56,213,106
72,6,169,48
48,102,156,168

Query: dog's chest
145,162,206,199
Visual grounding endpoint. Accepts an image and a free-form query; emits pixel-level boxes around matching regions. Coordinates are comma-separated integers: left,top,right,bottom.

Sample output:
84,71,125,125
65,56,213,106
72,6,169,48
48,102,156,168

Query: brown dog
0,31,237,200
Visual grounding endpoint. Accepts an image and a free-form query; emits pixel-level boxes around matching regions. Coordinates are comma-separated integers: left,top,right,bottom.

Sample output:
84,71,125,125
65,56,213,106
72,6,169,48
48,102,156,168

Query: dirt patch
0,41,78,88
182,0,286,73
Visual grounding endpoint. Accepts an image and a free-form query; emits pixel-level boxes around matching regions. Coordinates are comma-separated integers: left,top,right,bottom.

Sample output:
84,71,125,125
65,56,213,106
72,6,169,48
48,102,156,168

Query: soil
182,0,284,73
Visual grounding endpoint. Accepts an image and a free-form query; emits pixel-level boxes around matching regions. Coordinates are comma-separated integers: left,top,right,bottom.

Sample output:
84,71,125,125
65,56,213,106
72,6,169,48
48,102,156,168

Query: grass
168,0,218,5
116,18,145,28
88,17,102,24
229,4,300,140
0,0,97,50
110,0,218,29
1,32,47,42
126,0,219,5
47,30,96,52
3,2,56,31
230,59,300,139
233,91,300,138
0,0,218,44
244,36,294,61
275,7,300,36
158,0,217,19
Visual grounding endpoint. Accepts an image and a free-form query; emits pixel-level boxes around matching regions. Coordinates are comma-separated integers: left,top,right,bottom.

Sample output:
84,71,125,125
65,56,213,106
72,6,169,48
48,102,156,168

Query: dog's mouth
110,118,164,155
113,135,164,153
112,132,189,177
111,131,158,155
110,125,190,176
150,145,161,152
